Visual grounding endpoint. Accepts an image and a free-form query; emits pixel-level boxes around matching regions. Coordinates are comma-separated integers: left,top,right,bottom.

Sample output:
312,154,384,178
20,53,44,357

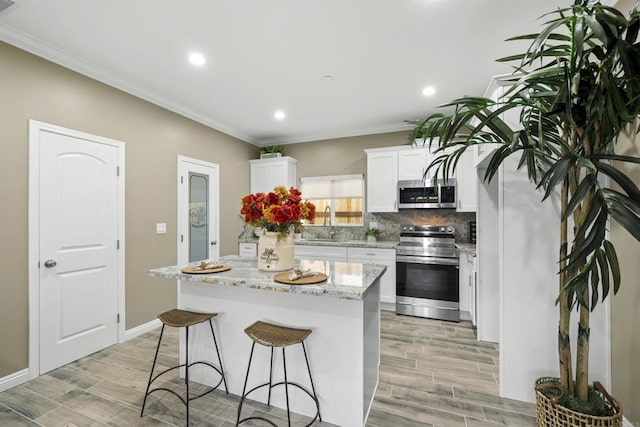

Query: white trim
0,26,257,145
622,416,635,427
124,318,162,341
0,369,29,393
28,120,126,379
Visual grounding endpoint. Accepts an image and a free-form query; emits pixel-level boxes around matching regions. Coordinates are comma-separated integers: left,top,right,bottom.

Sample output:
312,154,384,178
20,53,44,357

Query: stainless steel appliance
397,179,456,209
396,224,460,321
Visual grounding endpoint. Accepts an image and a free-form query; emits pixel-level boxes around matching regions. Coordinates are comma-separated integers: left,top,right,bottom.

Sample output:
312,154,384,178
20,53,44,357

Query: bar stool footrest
237,381,321,427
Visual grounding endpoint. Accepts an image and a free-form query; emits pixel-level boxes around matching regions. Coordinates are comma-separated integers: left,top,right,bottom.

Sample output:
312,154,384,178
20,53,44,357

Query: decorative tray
181,265,232,274
273,271,328,285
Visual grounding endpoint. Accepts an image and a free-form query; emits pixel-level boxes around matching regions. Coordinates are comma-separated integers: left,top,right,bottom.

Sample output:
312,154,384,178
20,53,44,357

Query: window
300,174,364,226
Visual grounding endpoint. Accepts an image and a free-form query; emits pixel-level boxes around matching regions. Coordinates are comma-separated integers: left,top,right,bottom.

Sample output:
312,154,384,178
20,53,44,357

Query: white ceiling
0,1,616,146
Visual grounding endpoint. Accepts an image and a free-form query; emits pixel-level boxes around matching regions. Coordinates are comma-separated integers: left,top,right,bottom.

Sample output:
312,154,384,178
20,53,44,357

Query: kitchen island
149,256,385,427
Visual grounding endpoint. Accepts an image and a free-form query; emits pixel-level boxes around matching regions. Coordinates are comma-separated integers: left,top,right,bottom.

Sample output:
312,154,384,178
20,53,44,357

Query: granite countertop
456,243,477,255
148,256,387,301
238,238,399,249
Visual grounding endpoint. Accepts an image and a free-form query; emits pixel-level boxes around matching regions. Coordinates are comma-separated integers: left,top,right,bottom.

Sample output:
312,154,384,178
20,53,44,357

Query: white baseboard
623,416,635,427
380,302,395,312
123,318,161,342
0,368,29,392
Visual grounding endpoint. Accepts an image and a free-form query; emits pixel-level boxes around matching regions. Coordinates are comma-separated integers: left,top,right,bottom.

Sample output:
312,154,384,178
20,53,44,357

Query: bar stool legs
140,309,228,426
236,321,321,427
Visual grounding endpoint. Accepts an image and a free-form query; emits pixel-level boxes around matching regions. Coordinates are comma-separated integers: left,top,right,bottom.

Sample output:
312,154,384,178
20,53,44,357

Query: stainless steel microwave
397,179,456,209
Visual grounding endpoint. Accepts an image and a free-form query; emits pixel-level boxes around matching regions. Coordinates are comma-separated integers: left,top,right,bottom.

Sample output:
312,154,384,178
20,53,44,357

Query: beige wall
286,131,411,181
0,41,255,376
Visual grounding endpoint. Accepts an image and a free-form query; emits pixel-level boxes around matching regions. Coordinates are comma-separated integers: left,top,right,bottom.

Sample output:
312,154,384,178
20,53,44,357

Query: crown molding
0,24,259,145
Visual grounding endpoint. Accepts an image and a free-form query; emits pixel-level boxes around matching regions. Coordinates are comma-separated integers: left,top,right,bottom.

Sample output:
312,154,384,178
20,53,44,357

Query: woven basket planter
535,377,623,427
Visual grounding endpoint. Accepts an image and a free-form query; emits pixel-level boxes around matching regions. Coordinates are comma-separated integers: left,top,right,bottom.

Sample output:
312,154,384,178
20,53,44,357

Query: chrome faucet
323,205,335,239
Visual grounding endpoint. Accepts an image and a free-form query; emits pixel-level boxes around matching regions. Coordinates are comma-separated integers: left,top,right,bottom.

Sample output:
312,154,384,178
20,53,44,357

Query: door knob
210,240,217,245
44,260,57,268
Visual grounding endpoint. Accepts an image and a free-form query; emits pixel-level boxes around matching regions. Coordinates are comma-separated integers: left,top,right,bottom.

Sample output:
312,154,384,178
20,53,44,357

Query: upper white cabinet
365,149,399,212
398,148,427,181
456,149,478,212
366,144,476,212
250,156,297,194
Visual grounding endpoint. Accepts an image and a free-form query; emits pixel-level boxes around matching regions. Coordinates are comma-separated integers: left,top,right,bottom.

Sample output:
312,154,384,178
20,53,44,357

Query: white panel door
38,129,120,374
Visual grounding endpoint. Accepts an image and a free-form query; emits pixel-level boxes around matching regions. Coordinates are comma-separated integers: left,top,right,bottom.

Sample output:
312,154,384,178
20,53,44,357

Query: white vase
367,236,377,243
258,231,294,271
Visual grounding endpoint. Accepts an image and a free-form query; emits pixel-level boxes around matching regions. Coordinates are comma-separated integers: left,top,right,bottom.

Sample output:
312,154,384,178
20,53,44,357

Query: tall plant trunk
558,177,573,392
575,295,590,401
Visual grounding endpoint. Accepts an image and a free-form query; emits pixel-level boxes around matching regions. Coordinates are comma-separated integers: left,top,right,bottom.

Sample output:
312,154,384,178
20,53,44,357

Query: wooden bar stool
141,309,228,426
236,321,321,427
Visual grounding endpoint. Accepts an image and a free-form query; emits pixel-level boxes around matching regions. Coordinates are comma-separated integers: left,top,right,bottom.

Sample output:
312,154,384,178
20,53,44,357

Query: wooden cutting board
273,271,328,285
181,265,232,274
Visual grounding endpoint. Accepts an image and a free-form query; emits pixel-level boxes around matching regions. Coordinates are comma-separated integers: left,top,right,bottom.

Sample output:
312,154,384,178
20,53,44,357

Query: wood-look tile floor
0,311,536,426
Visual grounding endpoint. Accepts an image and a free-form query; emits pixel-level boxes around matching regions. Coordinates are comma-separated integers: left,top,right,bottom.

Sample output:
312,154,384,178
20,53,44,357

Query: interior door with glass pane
178,156,220,265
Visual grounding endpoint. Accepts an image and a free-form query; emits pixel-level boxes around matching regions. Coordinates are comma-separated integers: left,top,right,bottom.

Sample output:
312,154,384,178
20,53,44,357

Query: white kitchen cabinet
249,156,297,194
469,253,477,326
455,148,478,212
348,247,396,310
458,250,477,324
364,149,398,212
294,245,348,261
238,242,257,257
397,148,427,181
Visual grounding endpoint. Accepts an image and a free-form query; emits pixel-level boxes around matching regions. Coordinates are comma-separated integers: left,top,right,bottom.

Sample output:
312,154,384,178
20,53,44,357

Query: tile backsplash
238,209,477,243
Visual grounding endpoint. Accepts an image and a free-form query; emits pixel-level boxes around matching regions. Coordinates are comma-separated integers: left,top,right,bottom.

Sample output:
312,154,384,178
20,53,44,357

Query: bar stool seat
141,309,228,426
236,321,321,427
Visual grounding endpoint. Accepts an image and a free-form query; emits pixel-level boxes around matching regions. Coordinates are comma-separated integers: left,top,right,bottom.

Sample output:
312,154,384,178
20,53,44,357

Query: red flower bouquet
241,186,316,237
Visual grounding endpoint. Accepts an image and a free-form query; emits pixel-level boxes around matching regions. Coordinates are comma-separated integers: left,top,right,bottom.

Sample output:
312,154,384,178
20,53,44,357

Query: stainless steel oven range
396,224,460,322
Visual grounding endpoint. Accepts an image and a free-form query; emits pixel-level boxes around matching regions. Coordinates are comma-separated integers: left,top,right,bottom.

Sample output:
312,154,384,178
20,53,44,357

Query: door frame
177,156,220,305
27,120,126,379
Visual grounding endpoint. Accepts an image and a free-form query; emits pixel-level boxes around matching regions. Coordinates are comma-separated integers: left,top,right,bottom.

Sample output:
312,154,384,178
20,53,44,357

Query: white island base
157,258,382,427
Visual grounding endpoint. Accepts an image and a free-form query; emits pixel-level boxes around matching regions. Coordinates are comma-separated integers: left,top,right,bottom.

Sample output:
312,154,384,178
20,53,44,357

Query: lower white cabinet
238,242,257,257
458,250,477,325
347,247,396,310
295,244,396,310
294,245,348,261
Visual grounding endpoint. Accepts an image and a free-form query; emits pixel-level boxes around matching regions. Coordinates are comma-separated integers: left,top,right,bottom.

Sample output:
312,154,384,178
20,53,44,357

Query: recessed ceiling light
274,110,286,120
323,75,333,80
188,52,206,67
422,86,436,97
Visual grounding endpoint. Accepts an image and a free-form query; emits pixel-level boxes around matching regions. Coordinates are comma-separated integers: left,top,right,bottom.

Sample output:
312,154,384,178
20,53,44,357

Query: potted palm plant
409,0,640,424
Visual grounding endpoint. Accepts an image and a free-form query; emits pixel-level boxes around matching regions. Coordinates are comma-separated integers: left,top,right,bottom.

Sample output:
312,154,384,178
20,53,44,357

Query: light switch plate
156,223,167,234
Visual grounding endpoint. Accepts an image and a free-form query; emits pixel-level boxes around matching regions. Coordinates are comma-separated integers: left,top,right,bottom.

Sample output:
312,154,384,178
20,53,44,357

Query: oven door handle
396,255,459,266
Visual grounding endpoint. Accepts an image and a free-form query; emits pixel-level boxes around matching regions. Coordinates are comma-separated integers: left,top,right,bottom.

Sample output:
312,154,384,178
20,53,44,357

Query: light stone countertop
456,243,477,255
238,238,399,249
148,256,386,301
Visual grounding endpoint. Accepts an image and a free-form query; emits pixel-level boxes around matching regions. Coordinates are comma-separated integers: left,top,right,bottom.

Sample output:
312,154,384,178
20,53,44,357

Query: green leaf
603,240,621,294
564,173,596,220
595,248,610,301
590,260,599,311
538,155,576,201
595,161,640,201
